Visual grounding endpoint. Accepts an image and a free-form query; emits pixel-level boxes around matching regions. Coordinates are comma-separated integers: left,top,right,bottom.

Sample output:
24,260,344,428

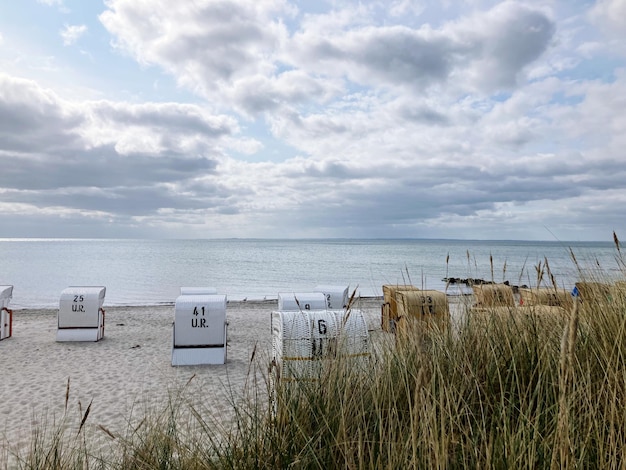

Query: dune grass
6,238,626,469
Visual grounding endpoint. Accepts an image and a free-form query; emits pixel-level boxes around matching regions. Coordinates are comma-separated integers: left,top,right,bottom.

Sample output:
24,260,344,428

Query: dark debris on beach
443,278,529,292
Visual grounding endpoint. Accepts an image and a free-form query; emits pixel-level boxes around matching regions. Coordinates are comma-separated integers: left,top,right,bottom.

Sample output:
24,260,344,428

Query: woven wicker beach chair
381,284,420,332
271,308,370,382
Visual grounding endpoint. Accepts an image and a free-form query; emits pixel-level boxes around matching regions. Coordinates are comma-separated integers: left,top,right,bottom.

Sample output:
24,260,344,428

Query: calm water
0,238,620,309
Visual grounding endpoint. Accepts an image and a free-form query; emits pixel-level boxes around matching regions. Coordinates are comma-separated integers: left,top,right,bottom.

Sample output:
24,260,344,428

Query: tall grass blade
78,399,92,436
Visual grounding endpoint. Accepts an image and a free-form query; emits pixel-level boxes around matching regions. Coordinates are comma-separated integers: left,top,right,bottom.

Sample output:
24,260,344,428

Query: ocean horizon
0,237,619,309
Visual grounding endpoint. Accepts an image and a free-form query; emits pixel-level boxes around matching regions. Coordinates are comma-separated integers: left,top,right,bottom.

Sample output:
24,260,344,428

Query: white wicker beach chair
56,286,106,342
172,293,227,366
271,309,370,382
0,285,13,341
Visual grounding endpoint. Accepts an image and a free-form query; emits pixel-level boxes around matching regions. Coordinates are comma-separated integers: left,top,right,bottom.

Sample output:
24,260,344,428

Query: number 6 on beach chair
1,285,13,341
56,286,106,342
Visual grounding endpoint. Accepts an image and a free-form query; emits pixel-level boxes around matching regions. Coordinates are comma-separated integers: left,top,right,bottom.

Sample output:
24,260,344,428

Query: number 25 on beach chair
1,285,13,341
56,286,106,342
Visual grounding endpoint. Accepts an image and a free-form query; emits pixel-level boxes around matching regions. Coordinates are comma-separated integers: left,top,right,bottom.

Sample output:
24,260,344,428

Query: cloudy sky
0,0,625,240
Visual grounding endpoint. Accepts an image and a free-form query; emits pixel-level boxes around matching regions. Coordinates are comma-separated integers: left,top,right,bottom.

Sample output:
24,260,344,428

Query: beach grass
5,238,626,468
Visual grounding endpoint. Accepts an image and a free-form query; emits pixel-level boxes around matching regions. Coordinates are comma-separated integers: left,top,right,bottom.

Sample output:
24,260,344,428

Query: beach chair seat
172,292,227,366
381,285,420,332
0,285,13,341
56,286,106,342
277,292,327,312
314,285,350,310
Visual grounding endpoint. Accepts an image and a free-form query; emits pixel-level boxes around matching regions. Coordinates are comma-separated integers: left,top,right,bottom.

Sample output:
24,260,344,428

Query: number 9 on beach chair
172,291,227,366
1,285,13,341
56,286,106,342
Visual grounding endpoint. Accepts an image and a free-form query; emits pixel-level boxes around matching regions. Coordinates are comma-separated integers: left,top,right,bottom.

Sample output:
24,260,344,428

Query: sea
0,238,622,309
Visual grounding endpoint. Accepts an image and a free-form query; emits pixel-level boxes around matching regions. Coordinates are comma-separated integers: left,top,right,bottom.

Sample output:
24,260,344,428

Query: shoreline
8,292,477,312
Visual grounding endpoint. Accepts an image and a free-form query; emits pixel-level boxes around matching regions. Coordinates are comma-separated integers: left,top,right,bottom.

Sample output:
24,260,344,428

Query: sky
0,0,625,241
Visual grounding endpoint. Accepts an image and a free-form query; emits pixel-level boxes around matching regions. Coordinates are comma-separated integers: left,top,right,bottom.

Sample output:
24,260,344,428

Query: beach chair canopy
472,284,515,308
58,286,106,329
174,293,226,347
396,289,449,318
381,285,419,332
0,285,13,307
277,292,327,311
314,285,350,309
519,287,573,309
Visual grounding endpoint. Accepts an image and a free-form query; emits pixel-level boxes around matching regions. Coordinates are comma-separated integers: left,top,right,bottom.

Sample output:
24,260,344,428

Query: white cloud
99,0,293,91
388,0,426,18
590,0,626,37
60,24,87,46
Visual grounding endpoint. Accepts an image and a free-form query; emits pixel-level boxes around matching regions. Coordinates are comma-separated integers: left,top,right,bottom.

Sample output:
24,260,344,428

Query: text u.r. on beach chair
56,286,106,342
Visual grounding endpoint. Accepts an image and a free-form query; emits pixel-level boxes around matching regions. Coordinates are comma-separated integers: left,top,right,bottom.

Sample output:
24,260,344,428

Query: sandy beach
0,297,386,460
